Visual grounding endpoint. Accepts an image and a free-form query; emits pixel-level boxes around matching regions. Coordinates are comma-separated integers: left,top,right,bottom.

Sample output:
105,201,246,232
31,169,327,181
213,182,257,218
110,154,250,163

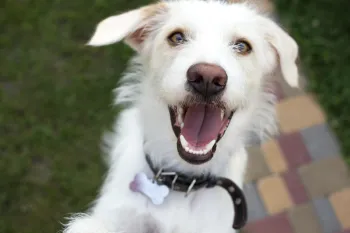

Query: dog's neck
145,153,216,193
144,153,248,230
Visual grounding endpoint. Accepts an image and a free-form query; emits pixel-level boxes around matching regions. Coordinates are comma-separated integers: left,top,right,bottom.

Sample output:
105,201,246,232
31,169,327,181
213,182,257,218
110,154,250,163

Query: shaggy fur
63,1,299,232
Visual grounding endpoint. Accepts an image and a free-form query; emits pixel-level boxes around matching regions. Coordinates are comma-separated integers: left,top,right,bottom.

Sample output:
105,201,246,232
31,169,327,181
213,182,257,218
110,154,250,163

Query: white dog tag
129,172,169,205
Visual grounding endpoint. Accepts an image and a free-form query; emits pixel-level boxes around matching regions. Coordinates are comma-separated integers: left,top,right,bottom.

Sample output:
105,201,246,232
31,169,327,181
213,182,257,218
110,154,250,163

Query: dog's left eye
233,40,252,54
168,31,186,45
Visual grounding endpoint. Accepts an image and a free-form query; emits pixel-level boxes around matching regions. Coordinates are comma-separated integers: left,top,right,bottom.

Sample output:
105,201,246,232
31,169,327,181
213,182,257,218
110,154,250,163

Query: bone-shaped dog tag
130,172,169,205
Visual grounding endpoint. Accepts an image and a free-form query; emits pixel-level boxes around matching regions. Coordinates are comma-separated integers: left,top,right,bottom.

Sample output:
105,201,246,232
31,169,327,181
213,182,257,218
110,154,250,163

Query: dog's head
88,0,299,168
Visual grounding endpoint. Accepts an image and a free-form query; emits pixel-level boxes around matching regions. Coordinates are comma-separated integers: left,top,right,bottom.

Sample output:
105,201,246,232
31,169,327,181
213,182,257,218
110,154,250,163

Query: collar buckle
153,169,195,196
153,169,179,187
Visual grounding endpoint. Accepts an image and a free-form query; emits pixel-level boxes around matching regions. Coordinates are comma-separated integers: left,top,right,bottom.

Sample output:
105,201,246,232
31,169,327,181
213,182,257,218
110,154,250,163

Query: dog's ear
87,2,166,51
261,18,299,87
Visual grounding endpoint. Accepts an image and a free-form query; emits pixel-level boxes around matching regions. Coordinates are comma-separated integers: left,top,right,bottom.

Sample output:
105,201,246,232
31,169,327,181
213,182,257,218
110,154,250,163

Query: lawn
0,0,349,232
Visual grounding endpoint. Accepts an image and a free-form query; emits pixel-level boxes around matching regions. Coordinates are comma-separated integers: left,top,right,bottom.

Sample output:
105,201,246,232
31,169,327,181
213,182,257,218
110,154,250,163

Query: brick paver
245,146,270,183
278,132,312,169
288,203,323,233
283,169,309,205
330,188,350,229
299,157,350,198
244,213,294,233
258,175,293,215
277,94,326,133
301,124,341,161
261,139,288,173
313,198,342,233
244,182,267,222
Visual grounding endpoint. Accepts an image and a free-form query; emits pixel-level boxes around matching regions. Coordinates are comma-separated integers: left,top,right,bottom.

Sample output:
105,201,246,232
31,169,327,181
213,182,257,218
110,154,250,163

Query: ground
0,0,349,232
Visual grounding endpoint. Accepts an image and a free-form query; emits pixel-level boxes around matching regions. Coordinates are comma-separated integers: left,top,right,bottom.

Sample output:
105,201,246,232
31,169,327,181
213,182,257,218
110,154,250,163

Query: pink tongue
181,104,222,147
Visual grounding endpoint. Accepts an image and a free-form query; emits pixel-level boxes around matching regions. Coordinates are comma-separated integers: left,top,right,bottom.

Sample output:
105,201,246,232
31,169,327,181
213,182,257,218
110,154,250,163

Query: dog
63,0,299,232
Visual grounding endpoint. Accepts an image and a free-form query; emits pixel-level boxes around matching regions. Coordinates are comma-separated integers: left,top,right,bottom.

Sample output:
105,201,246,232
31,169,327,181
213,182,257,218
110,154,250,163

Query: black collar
145,154,248,230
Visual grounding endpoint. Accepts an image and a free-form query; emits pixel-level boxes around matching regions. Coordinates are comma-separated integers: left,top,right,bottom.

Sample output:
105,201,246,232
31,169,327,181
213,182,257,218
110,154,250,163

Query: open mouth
169,104,234,165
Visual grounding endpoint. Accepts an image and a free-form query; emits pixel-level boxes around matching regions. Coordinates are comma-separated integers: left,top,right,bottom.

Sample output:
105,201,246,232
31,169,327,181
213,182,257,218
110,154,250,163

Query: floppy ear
87,2,166,51
261,18,299,87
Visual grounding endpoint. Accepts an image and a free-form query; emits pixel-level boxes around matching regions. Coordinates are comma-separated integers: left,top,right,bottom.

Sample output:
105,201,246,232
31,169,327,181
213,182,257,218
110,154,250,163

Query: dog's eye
233,40,252,54
168,31,186,45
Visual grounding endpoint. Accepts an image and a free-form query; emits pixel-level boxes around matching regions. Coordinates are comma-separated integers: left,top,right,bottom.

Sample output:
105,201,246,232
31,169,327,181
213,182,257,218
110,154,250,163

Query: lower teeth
180,136,216,155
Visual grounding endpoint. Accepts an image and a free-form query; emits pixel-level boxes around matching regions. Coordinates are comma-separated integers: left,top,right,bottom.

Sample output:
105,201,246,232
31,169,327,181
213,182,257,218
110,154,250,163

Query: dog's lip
177,140,215,164
169,105,234,165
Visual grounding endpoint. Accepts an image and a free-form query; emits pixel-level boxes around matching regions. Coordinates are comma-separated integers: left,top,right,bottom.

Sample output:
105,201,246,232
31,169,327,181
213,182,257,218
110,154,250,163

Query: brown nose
186,63,227,97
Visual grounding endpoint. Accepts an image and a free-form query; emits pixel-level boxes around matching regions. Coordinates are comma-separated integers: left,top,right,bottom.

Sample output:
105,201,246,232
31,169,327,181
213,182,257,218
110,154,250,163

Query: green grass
0,0,150,232
0,0,349,232
275,0,350,164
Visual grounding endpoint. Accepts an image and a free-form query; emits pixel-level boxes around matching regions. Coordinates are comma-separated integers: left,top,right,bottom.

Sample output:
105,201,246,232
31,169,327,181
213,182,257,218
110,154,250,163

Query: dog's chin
169,103,235,165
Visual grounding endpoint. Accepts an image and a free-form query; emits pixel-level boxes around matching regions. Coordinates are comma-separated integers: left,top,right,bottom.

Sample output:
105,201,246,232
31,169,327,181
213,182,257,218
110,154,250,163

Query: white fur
63,1,299,233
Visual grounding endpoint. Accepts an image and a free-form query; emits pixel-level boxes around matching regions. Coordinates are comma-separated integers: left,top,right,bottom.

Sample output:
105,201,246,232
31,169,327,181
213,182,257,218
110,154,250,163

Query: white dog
63,0,299,232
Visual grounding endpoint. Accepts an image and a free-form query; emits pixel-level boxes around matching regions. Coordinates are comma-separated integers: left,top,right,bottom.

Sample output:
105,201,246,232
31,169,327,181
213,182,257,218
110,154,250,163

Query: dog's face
88,0,298,166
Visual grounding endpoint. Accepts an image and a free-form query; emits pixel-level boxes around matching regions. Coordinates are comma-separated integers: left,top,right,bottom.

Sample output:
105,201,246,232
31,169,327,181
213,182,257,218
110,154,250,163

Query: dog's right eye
168,31,186,46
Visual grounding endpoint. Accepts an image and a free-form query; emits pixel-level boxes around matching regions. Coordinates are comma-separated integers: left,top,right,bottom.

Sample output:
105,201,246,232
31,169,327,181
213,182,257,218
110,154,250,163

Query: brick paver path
241,2,350,232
